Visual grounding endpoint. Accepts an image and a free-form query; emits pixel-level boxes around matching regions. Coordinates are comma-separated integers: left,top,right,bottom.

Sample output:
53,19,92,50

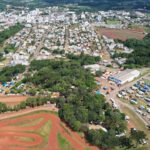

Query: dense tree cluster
66,52,101,65
22,58,136,149
0,23,24,44
86,129,132,149
14,97,53,111
114,33,150,68
0,102,8,113
124,34,150,67
27,59,96,95
0,64,25,83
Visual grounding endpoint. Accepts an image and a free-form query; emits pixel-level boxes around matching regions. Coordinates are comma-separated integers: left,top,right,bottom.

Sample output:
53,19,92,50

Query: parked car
131,86,138,90
145,98,150,103
117,93,122,98
130,99,138,105
139,105,145,110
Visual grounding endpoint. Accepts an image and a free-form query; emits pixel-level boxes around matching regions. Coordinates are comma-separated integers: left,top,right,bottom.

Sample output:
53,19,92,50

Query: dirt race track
0,107,99,150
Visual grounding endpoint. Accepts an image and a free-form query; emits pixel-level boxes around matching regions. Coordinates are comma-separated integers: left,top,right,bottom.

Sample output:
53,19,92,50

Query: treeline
0,0,149,11
20,57,144,149
13,97,54,111
66,52,101,65
86,128,146,149
0,102,8,113
78,0,150,11
0,97,54,112
0,23,24,44
114,33,150,68
0,64,25,83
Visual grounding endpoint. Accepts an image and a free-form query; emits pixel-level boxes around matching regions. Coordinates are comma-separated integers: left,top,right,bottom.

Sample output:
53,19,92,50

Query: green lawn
116,146,148,150
57,132,74,150
35,119,51,148
122,107,150,150
106,19,121,25
122,107,148,135
145,27,150,33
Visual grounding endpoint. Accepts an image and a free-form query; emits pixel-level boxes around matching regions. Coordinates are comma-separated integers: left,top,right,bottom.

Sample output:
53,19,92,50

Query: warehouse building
109,69,140,85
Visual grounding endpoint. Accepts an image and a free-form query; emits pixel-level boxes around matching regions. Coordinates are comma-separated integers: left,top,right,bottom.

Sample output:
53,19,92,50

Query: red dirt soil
0,95,28,106
97,28,145,41
0,107,99,150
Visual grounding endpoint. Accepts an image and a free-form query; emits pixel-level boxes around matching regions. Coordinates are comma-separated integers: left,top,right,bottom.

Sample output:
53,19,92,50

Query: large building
109,69,140,85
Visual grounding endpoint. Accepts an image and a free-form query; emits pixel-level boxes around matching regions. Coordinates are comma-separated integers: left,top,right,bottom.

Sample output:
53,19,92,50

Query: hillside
0,0,150,11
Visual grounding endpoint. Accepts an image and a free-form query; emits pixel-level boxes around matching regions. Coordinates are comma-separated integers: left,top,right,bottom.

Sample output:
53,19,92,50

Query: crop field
96,27,145,41
0,110,98,150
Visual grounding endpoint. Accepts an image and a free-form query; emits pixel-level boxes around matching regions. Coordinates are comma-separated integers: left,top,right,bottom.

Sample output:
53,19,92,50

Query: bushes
0,102,8,113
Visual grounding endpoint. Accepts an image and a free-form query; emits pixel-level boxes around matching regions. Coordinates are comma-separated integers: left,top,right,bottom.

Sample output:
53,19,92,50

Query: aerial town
0,5,149,150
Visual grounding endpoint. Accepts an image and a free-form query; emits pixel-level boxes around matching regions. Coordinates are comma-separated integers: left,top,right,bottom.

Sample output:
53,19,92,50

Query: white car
117,93,122,98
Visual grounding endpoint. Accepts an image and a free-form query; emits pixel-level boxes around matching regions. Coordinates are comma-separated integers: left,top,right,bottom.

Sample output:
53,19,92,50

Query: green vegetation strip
0,23,24,45
122,107,149,138
57,132,74,150
11,118,43,127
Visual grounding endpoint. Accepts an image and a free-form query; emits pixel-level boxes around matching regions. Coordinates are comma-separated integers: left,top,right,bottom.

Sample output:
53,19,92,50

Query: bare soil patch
96,27,145,41
0,95,28,106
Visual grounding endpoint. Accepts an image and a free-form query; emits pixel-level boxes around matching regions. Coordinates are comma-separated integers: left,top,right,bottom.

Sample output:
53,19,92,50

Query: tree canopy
21,57,131,149
0,23,24,44
0,64,25,83
114,33,150,68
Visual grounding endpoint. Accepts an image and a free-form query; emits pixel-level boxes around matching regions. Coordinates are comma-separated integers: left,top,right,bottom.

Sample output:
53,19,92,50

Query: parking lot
117,79,150,124
95,77,117,97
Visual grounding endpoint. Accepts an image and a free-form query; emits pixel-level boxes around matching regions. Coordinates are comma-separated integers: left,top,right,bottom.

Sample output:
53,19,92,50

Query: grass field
145,27,150,33
121,106,150,150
